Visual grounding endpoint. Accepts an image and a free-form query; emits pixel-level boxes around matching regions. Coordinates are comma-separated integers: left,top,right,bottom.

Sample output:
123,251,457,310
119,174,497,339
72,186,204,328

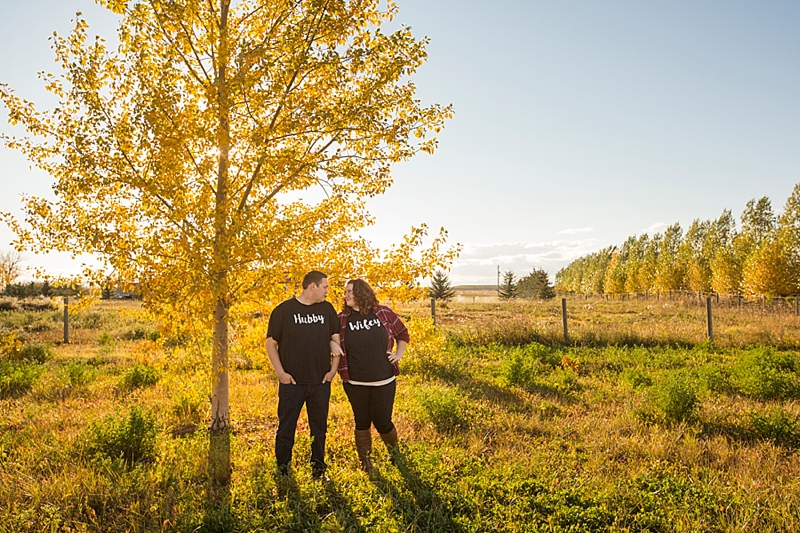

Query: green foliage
622,368,653,388
649,372,699,423
748,408,800,447
18,343,52,364
731,346,798,400
121,363,160,389
124,326,160,341
171,388,205,429
59,360,97,388
500,344,549,388
418,388,469,432
498,270,517,300
517,268,556,300
547,367,580,394
0,361,44,397
428,269,456,302
85,406,159,464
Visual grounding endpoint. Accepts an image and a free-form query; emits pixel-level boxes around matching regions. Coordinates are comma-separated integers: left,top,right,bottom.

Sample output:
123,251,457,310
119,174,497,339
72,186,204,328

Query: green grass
1,301,800,531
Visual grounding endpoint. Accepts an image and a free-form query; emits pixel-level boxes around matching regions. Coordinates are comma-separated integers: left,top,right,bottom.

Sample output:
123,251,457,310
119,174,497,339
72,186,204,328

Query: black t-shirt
345,311,393,382
267,298,338,384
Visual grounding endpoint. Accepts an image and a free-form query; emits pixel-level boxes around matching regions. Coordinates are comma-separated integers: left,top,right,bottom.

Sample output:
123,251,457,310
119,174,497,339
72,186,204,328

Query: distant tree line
499,268,556,300
3,281,79,299
555,184,800,299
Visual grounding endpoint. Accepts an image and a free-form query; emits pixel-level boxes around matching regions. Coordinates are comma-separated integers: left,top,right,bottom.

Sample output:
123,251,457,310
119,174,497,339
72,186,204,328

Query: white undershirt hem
346,376,397,387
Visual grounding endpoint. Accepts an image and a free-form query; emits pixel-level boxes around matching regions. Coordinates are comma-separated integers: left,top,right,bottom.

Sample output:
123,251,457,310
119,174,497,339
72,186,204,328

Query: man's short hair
302,270,327,289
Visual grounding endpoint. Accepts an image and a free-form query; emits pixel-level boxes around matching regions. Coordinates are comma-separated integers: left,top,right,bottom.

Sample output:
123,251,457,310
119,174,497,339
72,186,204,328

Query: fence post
706,297,713,344
561,298,569,344
63,297,70,344
430,298,436,327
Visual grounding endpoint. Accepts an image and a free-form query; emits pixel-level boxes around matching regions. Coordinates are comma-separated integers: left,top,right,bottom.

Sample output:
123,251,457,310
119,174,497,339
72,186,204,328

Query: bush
731,347,798,400
121,363,160,389
86,406,159,464
98,332,114,345
171,389,206,430
548,367,580,394
0,362,44,397
18,343,52,364
651,372,699,423
0,299,20,312
60,360,97,387
622,368,653,389
418,388,469,432
125,326,161,341
748,409,800,447
500,347,543,388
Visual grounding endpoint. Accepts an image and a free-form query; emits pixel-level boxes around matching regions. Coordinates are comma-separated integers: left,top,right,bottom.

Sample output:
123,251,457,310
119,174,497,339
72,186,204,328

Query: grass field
2,298,800,532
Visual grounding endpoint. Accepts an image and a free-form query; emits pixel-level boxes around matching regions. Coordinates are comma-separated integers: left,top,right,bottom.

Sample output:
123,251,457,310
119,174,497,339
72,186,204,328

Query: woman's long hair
342,279,379,314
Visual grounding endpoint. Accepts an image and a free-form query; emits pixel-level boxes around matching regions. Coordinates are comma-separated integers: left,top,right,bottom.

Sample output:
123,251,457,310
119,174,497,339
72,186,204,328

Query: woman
338,279,409,472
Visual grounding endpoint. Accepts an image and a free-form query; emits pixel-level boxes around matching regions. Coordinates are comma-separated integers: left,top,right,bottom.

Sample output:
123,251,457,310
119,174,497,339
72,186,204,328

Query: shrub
0,299,20,312
171,389,206,427
548,367,580,394
651,372,699,423
0,362,44,397
500,347,542,388
748,409,800,447
121,363,160,389
622,368,653,389
731,347,798,400
18,343,52,364
86,406,159,464
98,332,114,345
125,326,161,341
60,360,97,387
418,388,469,432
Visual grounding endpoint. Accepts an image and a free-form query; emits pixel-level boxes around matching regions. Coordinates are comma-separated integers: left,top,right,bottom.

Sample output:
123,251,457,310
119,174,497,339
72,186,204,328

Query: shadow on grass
370,447,463,533
203,429,235,532
701,420,800,450
268,468,365,532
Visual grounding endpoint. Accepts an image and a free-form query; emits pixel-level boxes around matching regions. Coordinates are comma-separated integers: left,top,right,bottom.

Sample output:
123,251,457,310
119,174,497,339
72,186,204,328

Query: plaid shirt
337,305,410,382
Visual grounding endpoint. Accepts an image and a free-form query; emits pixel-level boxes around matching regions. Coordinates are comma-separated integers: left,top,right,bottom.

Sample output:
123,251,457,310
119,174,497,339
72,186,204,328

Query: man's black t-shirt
345,311,393,382
267,298,338,384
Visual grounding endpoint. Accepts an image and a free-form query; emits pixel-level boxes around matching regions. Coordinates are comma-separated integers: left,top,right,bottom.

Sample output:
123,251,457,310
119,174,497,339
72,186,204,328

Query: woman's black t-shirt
345,311,392,382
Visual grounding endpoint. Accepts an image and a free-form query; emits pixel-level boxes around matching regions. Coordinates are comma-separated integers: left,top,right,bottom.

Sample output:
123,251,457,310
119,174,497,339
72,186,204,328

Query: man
267,270,343,479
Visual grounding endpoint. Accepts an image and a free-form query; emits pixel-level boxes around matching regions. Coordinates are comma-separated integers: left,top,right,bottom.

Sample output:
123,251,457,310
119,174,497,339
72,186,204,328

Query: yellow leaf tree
1,0,457,483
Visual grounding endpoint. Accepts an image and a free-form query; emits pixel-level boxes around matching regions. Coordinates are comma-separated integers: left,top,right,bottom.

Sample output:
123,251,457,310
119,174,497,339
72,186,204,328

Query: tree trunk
209,0,232,489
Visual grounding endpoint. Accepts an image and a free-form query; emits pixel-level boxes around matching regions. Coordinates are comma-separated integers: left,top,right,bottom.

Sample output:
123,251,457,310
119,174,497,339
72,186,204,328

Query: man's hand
277,371,296,385
322,369,337,383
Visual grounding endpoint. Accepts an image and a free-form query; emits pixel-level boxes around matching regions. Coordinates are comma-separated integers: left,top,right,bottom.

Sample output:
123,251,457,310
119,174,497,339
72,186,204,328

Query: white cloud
450,239,605,284
557,227,594,235
643,222,670,234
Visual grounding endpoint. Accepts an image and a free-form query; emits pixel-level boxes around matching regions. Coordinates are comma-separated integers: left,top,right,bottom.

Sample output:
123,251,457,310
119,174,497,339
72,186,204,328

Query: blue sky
2,1,800,284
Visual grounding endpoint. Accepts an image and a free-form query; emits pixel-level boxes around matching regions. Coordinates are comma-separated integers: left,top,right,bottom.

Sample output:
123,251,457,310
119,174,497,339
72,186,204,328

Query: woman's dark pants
342,380,396,434
275,382,331,474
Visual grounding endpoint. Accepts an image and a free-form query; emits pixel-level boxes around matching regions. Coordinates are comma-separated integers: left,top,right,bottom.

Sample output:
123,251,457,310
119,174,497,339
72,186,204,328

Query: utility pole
497,265,500,295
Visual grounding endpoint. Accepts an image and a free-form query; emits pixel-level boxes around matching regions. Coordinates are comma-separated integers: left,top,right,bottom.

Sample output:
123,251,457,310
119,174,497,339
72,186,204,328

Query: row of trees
499,269,556,300
556,185,800,298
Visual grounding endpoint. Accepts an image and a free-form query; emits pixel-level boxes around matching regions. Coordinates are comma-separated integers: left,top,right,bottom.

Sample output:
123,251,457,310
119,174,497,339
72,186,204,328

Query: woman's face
344,283,356,309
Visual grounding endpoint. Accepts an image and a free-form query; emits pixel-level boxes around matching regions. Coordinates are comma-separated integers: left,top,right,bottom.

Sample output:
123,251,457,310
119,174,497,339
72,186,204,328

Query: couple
266,270,409,479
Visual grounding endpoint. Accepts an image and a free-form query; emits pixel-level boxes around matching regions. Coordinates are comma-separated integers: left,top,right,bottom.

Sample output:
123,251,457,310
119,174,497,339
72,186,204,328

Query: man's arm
323,333,342,383
267,337,295,384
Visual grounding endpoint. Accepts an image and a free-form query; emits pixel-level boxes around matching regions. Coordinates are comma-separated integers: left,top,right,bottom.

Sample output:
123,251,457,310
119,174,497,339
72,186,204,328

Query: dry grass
1,299,800,531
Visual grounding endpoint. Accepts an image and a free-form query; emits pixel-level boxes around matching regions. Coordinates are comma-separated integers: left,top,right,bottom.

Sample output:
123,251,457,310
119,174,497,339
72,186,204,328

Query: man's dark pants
276,382,331,473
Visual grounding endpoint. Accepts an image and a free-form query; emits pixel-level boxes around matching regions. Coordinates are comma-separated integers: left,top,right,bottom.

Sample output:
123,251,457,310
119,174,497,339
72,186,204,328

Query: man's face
309,278,329,302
